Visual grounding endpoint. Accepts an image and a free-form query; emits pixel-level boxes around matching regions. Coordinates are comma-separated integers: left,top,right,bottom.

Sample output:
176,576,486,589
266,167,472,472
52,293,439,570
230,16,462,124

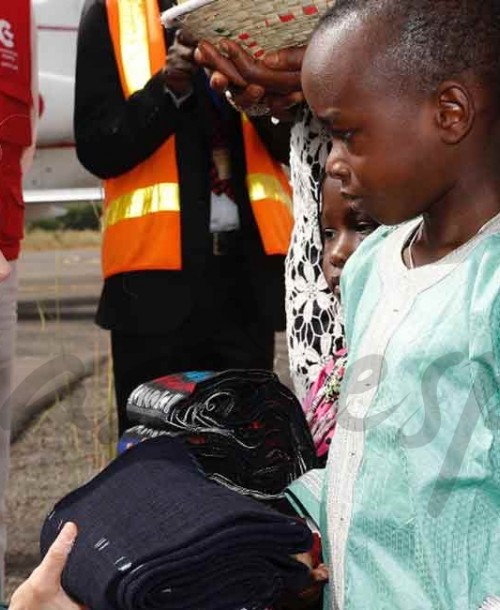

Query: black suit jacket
74,0,290,334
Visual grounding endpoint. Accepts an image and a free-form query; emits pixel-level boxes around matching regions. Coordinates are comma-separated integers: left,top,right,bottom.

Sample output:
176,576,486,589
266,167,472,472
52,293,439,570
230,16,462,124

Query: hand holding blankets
40,437,313,610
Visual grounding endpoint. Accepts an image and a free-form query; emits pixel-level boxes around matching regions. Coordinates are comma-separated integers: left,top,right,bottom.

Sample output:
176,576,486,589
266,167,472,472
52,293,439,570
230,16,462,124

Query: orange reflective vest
103,0,293,279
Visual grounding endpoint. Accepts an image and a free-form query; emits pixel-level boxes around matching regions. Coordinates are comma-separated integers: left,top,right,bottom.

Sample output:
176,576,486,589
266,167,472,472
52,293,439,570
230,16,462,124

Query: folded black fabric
123,370,318,501
40,437,313,610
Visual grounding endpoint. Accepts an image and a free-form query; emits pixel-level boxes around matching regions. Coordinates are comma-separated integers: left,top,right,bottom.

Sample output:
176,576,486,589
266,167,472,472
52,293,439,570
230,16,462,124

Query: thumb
32,522,77,587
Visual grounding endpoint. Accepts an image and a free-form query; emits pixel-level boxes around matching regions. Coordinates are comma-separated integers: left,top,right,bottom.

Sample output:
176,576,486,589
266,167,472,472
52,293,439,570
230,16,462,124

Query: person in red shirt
0,0,37,596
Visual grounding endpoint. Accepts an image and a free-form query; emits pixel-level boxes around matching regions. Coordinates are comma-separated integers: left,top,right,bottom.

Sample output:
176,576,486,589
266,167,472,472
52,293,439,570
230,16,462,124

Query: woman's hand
0,250,11,283
9,523,80,610
195,39,306,120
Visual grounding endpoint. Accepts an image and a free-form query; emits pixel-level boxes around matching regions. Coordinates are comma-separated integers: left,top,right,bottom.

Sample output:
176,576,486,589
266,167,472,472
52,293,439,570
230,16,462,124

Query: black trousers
111,257,276,436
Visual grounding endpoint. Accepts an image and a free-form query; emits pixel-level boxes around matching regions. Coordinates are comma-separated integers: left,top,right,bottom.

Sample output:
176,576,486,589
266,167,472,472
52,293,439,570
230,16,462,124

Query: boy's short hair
317,0,500,97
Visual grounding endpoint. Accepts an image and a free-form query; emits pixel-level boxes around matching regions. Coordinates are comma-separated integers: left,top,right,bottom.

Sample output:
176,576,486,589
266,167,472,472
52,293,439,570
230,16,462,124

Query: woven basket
161,0,335,58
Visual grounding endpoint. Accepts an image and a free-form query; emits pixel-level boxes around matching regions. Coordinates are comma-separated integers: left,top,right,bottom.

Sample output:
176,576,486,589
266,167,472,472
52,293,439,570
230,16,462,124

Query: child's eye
322,228,338,241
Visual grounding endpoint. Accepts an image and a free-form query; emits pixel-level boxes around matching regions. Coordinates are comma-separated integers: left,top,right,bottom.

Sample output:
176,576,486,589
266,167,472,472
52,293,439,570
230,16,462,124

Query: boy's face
320,177,377,299
302,20,449,226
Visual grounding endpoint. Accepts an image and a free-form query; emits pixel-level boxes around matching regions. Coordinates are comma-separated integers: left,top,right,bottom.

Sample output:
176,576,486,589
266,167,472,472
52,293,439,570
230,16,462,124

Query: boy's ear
435,81,474,144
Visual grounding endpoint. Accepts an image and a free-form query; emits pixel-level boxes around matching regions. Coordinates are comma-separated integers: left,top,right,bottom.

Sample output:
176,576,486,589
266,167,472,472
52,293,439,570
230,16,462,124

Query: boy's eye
357,222,377,238
330,129,354,143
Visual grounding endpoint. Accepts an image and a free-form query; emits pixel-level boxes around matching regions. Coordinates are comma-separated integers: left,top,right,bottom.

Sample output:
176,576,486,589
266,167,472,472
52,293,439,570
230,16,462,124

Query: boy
301,1,500,609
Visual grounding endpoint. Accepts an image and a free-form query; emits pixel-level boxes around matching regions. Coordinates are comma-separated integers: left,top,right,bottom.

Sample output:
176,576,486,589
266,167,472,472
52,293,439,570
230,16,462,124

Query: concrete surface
12,248,108,442
17,248,102,320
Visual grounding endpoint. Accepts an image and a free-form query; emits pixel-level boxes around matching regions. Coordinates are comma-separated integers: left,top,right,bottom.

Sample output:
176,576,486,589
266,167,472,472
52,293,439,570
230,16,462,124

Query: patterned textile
302,349,347,462
40,437,313,610
122,370,318,501
286,107,345,402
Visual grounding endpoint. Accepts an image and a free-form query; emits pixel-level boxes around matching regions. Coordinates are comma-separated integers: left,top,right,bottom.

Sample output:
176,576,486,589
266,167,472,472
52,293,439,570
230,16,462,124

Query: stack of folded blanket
40,437,313,610
120,370,318,501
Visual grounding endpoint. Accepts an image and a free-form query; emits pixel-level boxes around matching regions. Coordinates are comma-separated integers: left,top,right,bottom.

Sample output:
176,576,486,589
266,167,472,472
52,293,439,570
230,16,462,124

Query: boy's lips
340,190,360,199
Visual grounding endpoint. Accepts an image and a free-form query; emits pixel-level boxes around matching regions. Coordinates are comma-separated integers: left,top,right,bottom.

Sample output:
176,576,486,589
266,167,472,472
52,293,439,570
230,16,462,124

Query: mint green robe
323,215,500,610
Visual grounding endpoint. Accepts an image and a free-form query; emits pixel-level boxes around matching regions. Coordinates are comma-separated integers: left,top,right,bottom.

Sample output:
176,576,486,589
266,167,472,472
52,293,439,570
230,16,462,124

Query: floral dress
302,347,347,463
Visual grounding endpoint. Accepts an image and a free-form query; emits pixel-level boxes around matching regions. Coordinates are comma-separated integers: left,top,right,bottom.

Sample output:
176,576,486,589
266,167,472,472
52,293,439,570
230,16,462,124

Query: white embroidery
479,596,500,610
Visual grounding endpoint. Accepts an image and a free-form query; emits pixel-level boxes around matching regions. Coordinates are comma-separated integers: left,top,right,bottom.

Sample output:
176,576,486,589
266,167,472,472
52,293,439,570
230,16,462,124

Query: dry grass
23,230,101,251
5,358,116,598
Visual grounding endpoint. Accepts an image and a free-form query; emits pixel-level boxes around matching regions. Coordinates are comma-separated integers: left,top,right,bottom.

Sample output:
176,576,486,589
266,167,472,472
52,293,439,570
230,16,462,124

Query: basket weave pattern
175,0,335,57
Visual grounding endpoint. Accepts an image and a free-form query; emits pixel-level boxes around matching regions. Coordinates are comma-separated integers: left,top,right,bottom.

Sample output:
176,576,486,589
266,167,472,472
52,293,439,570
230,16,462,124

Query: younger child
302,1,500,609
303,176,378,465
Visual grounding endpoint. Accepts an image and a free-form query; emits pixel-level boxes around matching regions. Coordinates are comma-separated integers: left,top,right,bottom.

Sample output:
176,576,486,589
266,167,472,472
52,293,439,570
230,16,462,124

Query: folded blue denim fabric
40,437,312,610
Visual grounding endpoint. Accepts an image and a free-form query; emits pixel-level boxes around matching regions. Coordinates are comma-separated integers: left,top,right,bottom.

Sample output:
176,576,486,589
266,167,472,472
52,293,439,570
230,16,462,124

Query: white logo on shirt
0,20,15,49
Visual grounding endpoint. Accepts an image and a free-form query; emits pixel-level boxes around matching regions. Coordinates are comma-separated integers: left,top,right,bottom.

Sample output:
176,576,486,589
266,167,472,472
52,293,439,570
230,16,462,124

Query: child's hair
316,0,500,99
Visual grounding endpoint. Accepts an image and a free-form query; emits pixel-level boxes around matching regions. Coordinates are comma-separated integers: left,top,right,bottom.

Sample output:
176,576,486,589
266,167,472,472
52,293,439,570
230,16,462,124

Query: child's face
302,21,449,226
321,177,378,299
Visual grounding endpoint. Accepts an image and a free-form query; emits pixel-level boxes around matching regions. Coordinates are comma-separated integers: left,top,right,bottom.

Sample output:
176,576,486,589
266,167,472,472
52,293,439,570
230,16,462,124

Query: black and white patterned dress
285,107,344,401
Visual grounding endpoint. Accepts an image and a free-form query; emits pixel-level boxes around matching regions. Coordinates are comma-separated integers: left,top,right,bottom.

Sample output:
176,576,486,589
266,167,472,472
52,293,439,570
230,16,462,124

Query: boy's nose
325,153,351,186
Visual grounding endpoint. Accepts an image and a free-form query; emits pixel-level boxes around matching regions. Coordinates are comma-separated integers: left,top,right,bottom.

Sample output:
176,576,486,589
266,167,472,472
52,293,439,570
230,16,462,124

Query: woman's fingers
196,39,304,99
195,40,247,87
209,71,230,94
231,84,266,108
220,39,302,93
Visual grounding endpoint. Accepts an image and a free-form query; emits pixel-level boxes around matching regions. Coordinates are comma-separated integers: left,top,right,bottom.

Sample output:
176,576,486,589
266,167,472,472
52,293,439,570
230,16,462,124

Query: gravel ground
5,358,115,598
4,332,291,600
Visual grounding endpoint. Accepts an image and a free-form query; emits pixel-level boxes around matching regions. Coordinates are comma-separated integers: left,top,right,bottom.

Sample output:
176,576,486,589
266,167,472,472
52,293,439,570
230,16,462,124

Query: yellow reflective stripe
103,183,180,229
117,0,152,95
247,173,292,212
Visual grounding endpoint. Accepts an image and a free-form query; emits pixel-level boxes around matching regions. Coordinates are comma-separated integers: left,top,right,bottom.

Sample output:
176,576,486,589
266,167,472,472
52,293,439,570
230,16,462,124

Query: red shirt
0,142,24,261
0,0,33,261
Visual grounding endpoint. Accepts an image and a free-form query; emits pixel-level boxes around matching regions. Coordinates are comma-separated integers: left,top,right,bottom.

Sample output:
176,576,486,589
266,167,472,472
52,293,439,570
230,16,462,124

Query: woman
196,40,341,401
